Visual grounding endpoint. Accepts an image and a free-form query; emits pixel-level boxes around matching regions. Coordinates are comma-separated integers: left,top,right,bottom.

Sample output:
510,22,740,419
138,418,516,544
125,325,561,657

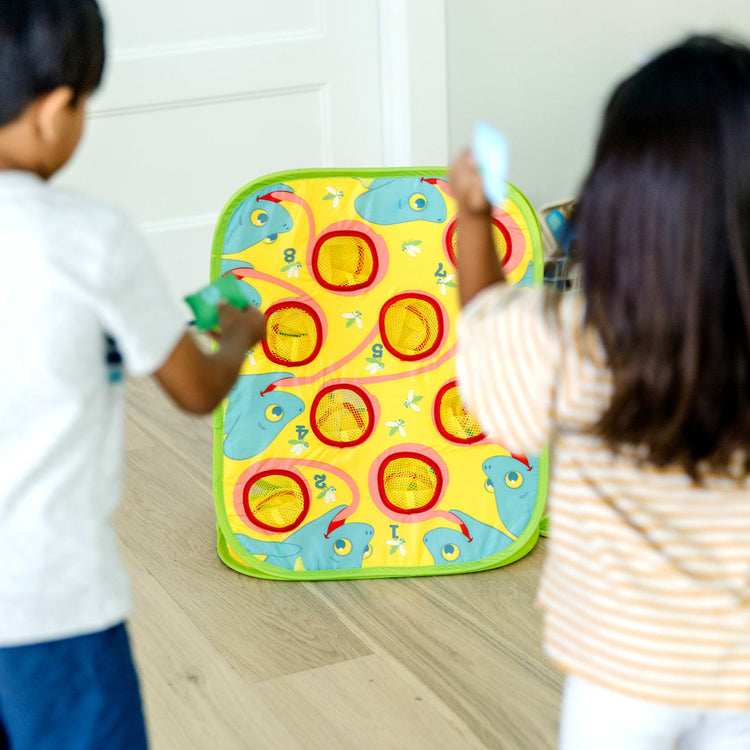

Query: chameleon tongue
511,452,532,471
324,515,346,538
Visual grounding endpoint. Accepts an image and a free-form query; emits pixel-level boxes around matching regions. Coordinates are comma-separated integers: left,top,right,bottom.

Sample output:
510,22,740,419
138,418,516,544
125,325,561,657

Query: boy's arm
154,302,266,415
449,149,506,307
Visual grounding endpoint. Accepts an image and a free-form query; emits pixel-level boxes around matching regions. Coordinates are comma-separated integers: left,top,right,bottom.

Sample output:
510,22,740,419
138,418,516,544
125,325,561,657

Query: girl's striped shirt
456,283,750,709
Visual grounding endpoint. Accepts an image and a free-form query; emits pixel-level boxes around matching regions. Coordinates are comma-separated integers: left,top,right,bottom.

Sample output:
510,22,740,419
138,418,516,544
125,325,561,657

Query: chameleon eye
505,471,523,489
441,543,460,561
409,193,427,211
484,478,494,493
334,538,352,556
251,209,269,226
265,405,284,422
362,543,374,559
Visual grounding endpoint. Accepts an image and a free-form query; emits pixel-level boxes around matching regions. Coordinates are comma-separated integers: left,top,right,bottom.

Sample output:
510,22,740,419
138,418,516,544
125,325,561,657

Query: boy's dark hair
576,35,750,478
0,0,104,126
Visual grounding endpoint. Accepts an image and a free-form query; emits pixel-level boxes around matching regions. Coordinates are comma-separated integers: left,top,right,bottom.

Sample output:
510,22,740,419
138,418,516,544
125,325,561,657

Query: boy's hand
154,302,266,415
214,301,266,352
450,150,492,217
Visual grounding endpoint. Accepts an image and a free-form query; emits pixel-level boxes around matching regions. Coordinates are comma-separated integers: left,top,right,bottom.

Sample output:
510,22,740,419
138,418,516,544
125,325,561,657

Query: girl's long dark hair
577,35,750,478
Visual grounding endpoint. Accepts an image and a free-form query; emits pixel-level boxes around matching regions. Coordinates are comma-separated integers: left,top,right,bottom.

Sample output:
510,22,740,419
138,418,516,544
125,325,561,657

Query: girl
451,36,750,750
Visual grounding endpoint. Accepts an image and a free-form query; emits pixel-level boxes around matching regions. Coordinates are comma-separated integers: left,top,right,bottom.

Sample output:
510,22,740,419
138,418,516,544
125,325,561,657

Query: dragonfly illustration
365,356,385,375
436,273,457,296
401,239,422,258
317,486,337,504
324,186,344,207
288,439,309,457
281,261,302,279
343,311,363,329
385,419,406,437
386,536,407,556
403,389,423,411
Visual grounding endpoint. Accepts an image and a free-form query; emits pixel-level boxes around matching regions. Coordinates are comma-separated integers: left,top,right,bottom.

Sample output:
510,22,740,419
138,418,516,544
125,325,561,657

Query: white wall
446,0,750,208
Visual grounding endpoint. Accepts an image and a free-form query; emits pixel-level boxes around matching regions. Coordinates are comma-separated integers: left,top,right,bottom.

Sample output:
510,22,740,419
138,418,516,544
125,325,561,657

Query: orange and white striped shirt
456,283,750,709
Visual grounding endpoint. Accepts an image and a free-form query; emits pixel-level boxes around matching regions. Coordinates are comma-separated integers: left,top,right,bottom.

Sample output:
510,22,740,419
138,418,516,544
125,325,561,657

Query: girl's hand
450,149,492,216
450,149,504,305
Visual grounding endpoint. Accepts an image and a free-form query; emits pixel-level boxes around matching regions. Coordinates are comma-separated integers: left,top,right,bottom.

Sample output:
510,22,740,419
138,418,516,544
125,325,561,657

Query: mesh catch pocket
380,295,443,361
311,386,374,446
379,454,442,513
436,383,484,443
264,303,321,366
313,232,377,290
243,472,309,532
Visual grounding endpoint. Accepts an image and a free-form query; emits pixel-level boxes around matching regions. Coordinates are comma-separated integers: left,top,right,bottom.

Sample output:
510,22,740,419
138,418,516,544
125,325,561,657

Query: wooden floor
119,378,563,750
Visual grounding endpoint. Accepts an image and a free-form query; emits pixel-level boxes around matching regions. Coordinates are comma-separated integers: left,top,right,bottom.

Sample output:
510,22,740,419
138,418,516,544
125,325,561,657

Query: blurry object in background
538,199,580,291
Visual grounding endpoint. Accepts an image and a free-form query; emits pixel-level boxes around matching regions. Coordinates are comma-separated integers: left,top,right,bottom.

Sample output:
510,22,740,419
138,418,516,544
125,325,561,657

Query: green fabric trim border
210,167,549,580
503,181,545,284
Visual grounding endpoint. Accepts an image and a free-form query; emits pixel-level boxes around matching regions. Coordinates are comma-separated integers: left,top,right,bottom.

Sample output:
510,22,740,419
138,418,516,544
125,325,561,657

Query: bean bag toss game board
209,168,548,580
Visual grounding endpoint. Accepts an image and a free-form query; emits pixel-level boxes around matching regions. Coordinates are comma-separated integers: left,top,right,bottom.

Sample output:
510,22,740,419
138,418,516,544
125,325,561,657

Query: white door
56,0,448,301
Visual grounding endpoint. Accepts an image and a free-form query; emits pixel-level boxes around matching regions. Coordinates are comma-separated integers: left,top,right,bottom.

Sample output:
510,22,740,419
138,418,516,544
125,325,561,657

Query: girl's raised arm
449,149,506,307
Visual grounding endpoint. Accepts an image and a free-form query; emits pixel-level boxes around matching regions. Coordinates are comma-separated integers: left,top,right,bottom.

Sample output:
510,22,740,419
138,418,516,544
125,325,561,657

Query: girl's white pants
560,676,750,750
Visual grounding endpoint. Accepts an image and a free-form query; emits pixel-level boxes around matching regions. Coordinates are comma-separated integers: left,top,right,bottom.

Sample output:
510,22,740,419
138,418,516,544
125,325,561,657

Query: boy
0,1,266,748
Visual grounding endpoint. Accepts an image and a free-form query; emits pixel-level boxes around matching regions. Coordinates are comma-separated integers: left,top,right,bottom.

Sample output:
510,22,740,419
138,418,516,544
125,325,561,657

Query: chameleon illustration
235,505,374,571
223,373,305,461
482,454,538,538
423,510,513,564
354,177,447,225
220,183,296,275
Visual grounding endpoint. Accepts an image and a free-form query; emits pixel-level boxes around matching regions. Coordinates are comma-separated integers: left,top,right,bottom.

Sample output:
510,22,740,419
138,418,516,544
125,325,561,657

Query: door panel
59,1,382,299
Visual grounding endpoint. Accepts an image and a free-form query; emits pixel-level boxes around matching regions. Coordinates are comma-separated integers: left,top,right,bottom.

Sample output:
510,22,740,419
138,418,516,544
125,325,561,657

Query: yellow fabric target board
211,168,548,580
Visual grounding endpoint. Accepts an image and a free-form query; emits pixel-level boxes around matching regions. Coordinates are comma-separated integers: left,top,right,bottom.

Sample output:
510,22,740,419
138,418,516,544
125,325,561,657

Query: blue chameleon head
354,177,446,225
293,506,374,571
223,373,305,461
482,455,539,538
222,183,295,256
218,261,264,305
235,280,262,307
235,506,374,571
214,272,262,306
423,510,512,565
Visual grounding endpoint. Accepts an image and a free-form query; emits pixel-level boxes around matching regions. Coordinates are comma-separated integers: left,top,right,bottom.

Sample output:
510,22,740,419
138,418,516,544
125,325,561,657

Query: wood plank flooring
119,377,563,749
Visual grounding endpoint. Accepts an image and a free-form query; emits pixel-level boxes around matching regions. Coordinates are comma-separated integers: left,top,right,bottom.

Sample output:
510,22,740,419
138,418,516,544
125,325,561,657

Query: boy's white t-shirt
0,171,186,646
